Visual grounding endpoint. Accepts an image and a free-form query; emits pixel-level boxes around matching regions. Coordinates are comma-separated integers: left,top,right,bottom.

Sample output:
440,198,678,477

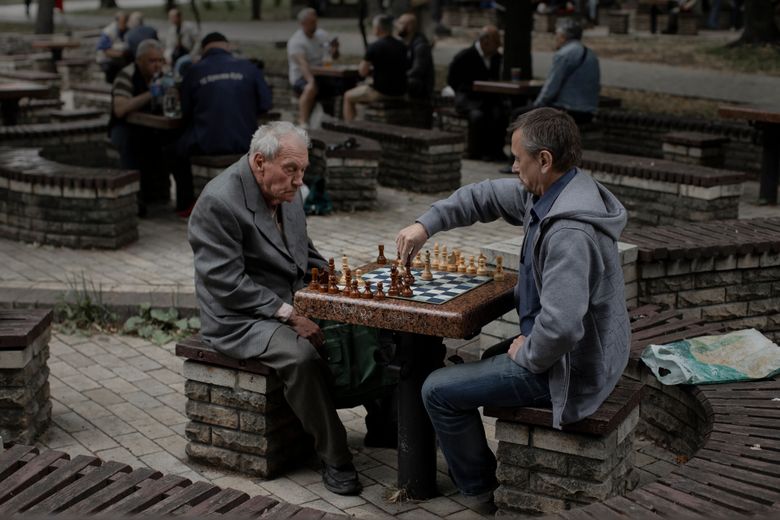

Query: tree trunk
734,0,779,44
252,0,261,20
500,0,534,80
35,0,55,33
100,0,119,8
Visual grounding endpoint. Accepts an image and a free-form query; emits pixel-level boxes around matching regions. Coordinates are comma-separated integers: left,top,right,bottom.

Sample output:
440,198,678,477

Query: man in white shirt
287,7,340,127
164,8,199,66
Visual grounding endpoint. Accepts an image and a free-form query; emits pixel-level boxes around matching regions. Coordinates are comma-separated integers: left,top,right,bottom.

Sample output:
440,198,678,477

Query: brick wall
596,109,762,177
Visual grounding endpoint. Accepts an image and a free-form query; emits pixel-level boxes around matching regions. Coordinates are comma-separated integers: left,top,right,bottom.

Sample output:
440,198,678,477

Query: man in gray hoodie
395,108,630,503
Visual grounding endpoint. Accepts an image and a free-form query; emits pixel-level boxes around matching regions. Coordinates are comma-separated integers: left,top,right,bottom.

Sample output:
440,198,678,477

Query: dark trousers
458,97,509,160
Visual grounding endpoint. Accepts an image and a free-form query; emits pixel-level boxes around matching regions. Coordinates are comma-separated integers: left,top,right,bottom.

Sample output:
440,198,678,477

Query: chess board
358,267,493,305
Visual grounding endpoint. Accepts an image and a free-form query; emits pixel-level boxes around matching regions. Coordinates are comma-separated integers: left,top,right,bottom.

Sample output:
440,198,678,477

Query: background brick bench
0,69,60,99
662,131,729,168
307,129,381,211
0,309,52,445
0,116,108,147
485,379,643,515
176,337,311,478
582,149,746,225
364,97,433,129
190,155,242,198
0,146,139,249
323,119,464,193
0,445,347,518
71,82,112,112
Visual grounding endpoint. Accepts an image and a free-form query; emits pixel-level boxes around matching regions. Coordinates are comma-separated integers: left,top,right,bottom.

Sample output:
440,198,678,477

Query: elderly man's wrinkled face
136,48,164,80
253,135,308,207
480,31,501,57
511,129,549,197
301,13,318,37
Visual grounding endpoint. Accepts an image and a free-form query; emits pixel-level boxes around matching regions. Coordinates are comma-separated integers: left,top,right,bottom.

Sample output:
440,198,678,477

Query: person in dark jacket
396,13,434,101
447,25,508,161
342,14,408,121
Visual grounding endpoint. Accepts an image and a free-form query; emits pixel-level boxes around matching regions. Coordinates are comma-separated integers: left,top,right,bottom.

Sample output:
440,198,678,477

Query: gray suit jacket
188,155,327,359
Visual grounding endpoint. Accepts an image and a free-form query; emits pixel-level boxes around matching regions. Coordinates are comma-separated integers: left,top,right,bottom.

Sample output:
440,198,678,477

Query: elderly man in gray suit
188,121,361,496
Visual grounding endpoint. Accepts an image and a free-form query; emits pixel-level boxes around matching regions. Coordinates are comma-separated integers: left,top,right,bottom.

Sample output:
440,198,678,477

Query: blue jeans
421,348,551,496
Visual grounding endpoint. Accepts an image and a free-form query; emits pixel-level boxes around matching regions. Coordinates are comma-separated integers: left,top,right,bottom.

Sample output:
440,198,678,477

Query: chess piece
308,268,320,290
351,280,361,298
401,278,413,297
413,252,424,269
447,252,458,272
355,268,364,288
404,265,415,286
328,257,336,276
493,256,505,281
467,256,477,275
441,246,447,271
458,255,467,273
432,243,440,270
389,265,400,296
362,281,373,299
375,281,386,299
377,244,387,265
421,251,433,281
477,257,488,276
328,274,340,294
340,255,349,285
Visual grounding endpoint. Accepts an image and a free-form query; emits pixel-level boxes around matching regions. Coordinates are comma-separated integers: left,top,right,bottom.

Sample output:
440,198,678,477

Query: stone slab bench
0,116,108,147
535,305,780,519
365,97,433,129
71,82,111,111
307,128,381,211
18,98,65,125
323,119,464,193
662,131,730,168
0,309,52,446
0,69,60,98
607,10,631,34
175,336,311,478
0,444,347,518
0,146,139,249
47,107,104,122
621,217,780,341
582,149,746,225
191,154,243,198
484,379,644,515
442,2,497,28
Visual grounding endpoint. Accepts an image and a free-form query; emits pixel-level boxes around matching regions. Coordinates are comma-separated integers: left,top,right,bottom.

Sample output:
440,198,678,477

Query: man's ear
539,150,554,173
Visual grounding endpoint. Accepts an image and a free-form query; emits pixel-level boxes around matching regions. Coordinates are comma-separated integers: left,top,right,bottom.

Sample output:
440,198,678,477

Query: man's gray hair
373,14,394,34
136,39,162,58
556,18,583,40
510,107,582,173
297,7,317,23
249,121,310,160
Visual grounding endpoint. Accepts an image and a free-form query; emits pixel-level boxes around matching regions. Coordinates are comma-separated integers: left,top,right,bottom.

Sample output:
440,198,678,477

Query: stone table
294,263,517,499
0,81,50,125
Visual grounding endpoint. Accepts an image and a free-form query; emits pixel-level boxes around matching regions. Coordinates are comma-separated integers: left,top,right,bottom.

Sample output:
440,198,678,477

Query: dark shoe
322,462,362,495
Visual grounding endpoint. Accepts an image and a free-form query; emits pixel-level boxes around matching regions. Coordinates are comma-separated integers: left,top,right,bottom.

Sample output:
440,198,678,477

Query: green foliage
55,274,117,335
123,303,200,345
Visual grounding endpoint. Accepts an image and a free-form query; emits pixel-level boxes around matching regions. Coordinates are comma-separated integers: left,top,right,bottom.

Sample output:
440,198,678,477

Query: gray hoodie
417,170,630,428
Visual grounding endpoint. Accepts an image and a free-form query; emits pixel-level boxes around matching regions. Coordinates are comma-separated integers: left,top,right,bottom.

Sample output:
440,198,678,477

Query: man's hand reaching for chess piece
396,222,429,262
288,310,325,350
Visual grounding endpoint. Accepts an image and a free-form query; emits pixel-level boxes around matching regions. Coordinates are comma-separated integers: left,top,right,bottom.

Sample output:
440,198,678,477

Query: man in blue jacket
395,108,630,508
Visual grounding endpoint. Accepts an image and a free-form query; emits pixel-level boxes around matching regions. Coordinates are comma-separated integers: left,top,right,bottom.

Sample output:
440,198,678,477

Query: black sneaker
322,462,362,495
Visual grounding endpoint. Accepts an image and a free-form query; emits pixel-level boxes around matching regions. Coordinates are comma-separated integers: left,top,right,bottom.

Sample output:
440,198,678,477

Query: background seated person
396,13,434,102
343,14,408,121
109,39,165,215
96,10,129,84
447,25,508,162
124,12,159,60
287,7,340,128
176,32,273,215
165,7,199,65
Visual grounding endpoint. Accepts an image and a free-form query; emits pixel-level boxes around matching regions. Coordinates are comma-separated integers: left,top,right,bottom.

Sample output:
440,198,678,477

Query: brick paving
3,157,779,517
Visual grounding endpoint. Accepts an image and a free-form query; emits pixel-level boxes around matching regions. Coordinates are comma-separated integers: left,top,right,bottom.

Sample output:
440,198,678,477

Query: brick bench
0,309,52,446
365,97,433,129
582,150,746,225
191,154,243,198
0,146,139,249
0,444,347,518
485,379,643,515
323,119,464,193
607,10,631,34
47,107,104,122
0,116,108,147
534,12,572,33
71,82,111,111
307,129,381,211
0,69,61,98
622,217,780,342
17,98,65,125
175,337,311,478
442,2,497,27
662,131,730,168
56,57,94,87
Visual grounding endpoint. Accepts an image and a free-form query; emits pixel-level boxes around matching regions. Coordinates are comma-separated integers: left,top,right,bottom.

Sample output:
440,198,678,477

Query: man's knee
421,366,449,409
303,81,318,98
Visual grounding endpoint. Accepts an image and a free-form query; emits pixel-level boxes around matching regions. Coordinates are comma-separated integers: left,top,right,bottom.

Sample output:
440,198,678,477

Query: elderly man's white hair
297,7,317,23
249,121,310,160
136,39,162,59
